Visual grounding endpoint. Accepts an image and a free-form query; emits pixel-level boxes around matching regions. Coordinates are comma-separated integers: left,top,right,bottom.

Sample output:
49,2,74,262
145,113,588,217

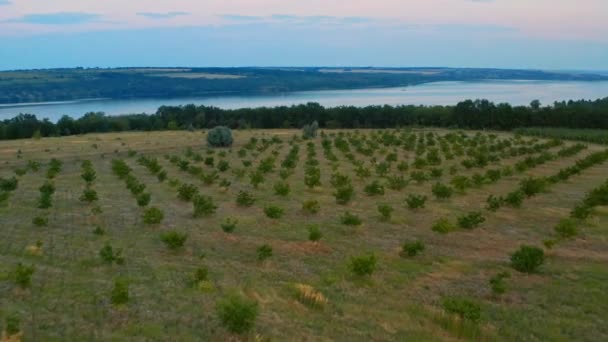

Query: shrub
364,180,385,196
99,244,124,264
249,170,265,188
194,266,209,283
432,182,453,199
302,199,320,214
307,225,322,242
216,294,259,334
136,192,151,207
489,271,510,295
442,297,481,322
93,226,105,235
110,278,129,305
178,183,199,201
193,195,218,217
4,314,20,336
349,254,377,276
386,175,408,191
570,203,592,219
333,185,355,205
510,245,544,273
38,193,52,209
12,263,35,288
32,216,48,227
304,167,321,188
554,218,577,238
377,204,394,221
81,169,96,183
340,212,362,226
217,160,230,172
221,218,238,233
160,231,188,250
486,195,502,211
257,244,273,261
264,205,284,219
39,181,55,195
520,177,547,197
207,126,233,147
236,191,255,207
457,212,485,229
450,176,471,192
273,181,290,196
80,187,99,203
400,240,425,257
0,177,18,192
504,191,524,207
142,207,164,224
432,218,455,234
406,194,427,209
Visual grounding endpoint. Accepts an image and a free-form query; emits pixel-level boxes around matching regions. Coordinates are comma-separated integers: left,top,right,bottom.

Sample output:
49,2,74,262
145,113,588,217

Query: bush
38,192,52,209
349,254,377,276
520,177,547,197
80,187,99,203
32,215,48,227
0,177,18,192
178,183,199,201
193,195,218,217
207,126,233,147
489,271,510,295
406,194,427,209
110,278,129,305
364,181,385,196
220,218,238,233
570,203,592,219
457,212,485,229
304,167,321,188
554,218,578,238
142,207,164,224
333,185,355,204
249,170,265,188
400,240,425,257
432,182,453,199
136,192,151,207
236,191,255,207
486,195,502,211
302,199,320,214
4,314,20,336
307,225,322,242
510,245,544,273
450,176,471,192
377,204,393,221
432,218,455,234
264,205,284,219
12,263,35,288
503,190,523,207
160,231,188,250
99,244,124,264
216,294,259,334
340,212,362,226
257,244,273,261
273,181,290,196
442,297,481,322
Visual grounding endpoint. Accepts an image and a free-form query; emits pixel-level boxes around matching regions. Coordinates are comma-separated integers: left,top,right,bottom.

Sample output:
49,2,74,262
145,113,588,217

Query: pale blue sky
0,0,607,70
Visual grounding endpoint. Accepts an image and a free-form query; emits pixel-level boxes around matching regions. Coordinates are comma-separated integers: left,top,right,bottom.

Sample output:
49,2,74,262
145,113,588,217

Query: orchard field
1,128,607,341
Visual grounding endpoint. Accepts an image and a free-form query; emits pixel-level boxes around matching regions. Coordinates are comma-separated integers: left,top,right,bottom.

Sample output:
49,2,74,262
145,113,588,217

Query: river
1,80,608,121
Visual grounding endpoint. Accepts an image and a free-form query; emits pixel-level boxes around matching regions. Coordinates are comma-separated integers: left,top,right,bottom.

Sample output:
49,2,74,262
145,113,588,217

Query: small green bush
400,240,425,257
511,245,544,273
257,244,273,261
377,203,394,221
207,126,233,147
307,225,322,242
406,194,427,209
136,192,151,207
216,293,259,334
142,207,164,224
4,314,20,336
432,218,455,234
364,180,385,196
520,177,547,197
273,181,290,196
236,191,255,207
432,182,453,199
554,218,578,238
302,199,320,214
178,183,199,201
221,218,238,233
193,195,218,217
457,212,485,229
442,297,481,322
333,185,355,204
80,187,99,203
504,191,524,207
349,254,377,276
12,263,35,288
99,243,124,265
340,212,362,226
486,195,502,211
160,231,188,250
264,205,284,219
489,271,510,295
32,215,48,227
110,278,129,305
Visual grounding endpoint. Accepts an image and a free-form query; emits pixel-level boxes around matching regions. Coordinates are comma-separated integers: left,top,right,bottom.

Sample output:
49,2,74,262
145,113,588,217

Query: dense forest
1,97,608,140
1,67,607,104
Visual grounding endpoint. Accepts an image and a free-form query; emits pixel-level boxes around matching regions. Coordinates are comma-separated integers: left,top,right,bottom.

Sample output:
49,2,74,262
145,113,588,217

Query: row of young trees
2,97,608,140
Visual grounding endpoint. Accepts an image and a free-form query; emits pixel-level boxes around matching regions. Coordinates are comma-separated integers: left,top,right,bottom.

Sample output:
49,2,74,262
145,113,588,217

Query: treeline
1,97,608,140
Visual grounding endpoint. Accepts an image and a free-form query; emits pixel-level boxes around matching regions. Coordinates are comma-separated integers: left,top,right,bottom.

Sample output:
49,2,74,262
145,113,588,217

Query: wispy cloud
0,0,12,5
222,14,372,25
6,12,100,25
137,12,189,20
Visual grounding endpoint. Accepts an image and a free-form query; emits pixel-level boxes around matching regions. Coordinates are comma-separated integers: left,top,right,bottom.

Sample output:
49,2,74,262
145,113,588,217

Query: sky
0,0,607,70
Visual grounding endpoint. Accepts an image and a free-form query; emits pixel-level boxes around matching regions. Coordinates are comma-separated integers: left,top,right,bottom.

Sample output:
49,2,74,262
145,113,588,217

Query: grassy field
1,129,607,341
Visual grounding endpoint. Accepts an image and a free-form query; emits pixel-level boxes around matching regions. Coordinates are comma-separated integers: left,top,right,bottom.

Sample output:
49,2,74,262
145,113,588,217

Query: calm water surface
1,80,608,121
